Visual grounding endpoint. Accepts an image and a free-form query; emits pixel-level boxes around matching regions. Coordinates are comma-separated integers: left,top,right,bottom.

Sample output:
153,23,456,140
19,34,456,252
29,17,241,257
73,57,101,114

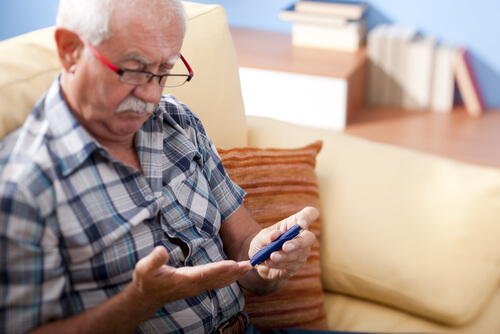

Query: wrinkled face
67,3,184,144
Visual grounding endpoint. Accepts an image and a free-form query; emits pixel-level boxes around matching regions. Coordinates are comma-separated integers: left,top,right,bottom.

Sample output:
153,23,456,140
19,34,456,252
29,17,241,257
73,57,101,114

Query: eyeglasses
78,35,194,88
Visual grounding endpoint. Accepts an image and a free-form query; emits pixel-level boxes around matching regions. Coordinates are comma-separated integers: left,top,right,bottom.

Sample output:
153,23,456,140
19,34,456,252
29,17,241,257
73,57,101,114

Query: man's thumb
147,246,169,270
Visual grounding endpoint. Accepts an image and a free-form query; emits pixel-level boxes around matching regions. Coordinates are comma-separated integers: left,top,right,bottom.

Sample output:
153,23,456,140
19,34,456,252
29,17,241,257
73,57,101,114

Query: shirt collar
45,79,190,179
45,77,106,177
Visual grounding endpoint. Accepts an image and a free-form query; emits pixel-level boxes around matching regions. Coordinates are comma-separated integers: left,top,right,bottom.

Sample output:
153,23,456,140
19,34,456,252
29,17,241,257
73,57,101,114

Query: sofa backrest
0,1,247,148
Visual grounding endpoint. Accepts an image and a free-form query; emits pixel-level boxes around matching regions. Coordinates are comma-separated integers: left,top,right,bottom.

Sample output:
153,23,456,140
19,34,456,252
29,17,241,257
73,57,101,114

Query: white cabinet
231,27,367,131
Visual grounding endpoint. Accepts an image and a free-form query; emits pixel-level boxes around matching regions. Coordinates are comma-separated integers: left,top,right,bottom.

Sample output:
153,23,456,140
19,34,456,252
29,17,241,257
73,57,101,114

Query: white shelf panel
239,67,348,131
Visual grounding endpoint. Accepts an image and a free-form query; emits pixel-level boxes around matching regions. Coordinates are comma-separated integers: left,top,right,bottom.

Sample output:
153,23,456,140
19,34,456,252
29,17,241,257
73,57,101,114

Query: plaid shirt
0,78,246,333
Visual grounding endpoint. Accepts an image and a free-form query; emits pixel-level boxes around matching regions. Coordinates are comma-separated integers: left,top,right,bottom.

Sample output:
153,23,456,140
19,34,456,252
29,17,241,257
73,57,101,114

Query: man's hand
248,207,318,282
27,246,252,334
129,246,253,312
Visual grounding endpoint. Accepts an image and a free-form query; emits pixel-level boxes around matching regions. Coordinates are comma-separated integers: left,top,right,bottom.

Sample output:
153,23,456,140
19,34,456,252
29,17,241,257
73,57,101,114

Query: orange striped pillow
218,141,327,331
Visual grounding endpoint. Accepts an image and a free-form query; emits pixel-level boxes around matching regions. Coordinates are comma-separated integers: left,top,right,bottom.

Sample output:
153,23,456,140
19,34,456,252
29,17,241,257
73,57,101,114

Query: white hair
56,0,186,45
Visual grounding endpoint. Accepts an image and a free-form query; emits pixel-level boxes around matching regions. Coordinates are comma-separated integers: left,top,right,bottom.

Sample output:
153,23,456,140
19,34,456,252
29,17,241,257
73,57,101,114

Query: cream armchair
2,2,500,333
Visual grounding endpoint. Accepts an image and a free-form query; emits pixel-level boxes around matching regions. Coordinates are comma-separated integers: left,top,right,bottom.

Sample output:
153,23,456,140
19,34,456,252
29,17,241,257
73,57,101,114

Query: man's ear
55,28,84,73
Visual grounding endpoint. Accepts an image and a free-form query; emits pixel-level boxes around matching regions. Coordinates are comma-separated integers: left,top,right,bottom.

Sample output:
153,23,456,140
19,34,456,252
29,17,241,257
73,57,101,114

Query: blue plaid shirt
0,78,246,333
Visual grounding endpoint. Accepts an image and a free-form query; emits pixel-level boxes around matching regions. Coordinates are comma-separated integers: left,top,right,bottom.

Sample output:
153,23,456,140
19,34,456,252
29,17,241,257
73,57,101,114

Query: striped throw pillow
218,141,327,331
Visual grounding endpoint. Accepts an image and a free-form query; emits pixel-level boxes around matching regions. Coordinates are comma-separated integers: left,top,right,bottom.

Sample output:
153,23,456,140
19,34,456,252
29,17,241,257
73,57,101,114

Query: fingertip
298,206,319,229
152,246,169,265
269,229,283,241
271,252,283,262
238,261,253,272
308,206,320,219
282,242,296,253
298,219,309,230
155,245,168,256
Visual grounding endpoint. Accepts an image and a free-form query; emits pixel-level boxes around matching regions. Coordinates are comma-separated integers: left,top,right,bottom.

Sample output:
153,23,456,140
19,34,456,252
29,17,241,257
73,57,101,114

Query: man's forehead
123,52,180,67
107,3,184,66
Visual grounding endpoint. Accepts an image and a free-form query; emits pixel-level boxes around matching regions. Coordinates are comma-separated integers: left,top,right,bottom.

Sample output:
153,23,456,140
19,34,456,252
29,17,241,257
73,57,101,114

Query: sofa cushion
218,141,328,331
320,134,500,325
169,2,247,148
0,2,247,147
323,289,500,333
0,27,60,140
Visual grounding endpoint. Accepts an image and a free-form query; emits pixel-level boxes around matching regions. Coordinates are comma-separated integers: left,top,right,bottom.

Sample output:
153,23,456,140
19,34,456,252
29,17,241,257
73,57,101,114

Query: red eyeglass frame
77,34,194,85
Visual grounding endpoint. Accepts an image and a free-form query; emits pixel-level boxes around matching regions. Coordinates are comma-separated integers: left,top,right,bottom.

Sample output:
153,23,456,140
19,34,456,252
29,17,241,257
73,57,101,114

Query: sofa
1,2,500,333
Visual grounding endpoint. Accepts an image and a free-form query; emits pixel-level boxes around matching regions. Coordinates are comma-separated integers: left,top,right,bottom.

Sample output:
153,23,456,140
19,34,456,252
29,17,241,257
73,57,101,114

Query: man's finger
146,246,169,271
177,260,251,292
296,206,319,229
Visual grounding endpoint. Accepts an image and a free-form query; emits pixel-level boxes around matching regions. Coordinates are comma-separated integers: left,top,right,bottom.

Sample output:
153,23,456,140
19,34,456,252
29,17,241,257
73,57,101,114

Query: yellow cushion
0,2,247,147
0,27,60,140
320,134,500,326
244,115,500,327
323,290,500,333
168,2,247,148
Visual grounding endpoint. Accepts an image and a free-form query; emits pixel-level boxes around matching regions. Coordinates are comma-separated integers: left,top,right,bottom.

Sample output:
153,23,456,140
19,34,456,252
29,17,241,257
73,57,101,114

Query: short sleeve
160,96,246,221
0,181,66,333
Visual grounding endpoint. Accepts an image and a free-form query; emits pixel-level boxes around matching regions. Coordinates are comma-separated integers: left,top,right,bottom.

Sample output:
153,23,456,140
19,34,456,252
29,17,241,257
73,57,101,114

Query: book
295,0,367,20
430,44,457,113
384,25,418,107
454,48,485,118
279,4,348,27
403,35,437,110
376,24,409,106
366,24,389,106
291,20,365,51
279,2,365,52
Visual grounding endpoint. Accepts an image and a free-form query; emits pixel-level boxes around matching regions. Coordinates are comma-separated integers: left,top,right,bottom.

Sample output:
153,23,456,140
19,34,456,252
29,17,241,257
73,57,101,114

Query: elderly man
0,0,318,333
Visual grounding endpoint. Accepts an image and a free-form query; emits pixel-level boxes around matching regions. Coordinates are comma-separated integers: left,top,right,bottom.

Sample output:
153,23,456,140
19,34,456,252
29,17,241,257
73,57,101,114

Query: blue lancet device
250,224,302,266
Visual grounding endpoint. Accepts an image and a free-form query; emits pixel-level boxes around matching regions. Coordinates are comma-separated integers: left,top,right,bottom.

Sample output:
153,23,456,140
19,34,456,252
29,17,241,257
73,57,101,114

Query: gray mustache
116,96,156,114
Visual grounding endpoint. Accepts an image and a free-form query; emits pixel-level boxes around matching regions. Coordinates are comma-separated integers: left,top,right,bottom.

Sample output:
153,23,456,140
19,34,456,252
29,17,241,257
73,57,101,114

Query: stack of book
366,24,485,118
279,0,367,52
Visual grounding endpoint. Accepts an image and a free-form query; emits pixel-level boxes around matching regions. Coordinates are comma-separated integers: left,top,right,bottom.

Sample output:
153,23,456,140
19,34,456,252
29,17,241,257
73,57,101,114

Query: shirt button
145,195,154,201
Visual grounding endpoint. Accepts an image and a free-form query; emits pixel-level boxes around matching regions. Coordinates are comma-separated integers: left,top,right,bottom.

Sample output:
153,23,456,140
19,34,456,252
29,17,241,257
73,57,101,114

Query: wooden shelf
230,27,367,79
230,27,500,168
345,106,500,168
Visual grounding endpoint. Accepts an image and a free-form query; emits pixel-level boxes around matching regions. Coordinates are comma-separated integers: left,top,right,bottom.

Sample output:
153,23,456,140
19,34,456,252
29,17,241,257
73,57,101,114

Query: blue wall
0,0,59,40
1,0,499,108
193,0,500,109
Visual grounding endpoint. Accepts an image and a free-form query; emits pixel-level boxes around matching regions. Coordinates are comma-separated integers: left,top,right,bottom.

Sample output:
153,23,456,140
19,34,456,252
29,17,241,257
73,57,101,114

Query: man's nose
132,78,163,104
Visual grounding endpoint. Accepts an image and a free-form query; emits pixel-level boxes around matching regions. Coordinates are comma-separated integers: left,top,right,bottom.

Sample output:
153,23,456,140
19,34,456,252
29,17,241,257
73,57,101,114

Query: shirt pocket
161,159,222,246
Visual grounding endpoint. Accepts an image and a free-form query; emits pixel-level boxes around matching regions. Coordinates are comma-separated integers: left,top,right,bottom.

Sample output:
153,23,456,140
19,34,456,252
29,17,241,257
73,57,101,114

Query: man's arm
27,284,146,334
219,205,318,296
27,247,252,334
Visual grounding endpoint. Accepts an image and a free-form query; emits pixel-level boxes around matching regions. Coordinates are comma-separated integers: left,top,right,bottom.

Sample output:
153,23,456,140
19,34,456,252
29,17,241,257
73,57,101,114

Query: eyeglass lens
119,71,189,87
